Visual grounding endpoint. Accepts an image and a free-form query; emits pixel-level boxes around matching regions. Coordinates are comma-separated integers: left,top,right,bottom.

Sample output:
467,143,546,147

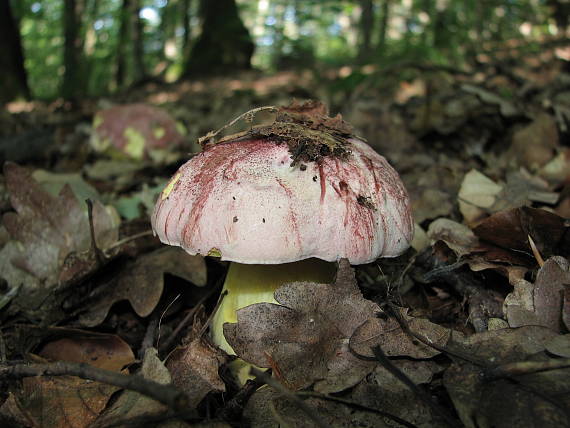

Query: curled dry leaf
503,276,538,328
473,206,570,266
224,260,380,392
167,335,227,408
458,169,503,225
427,218,479,257
80,247,207,326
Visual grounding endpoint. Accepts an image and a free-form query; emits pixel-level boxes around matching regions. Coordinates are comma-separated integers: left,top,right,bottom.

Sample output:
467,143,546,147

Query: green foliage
10,0,560,100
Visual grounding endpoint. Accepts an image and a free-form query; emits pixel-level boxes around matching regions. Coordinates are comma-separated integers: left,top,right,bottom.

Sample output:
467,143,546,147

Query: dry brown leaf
92,348,181,427
510,113,559,170
2,162,118,281
473,207,570,266
349,308,456,359
533,256,570,332
224,260,380,392
39,332,135,371
167,336,227,407
80,247,207,326
0,333,134,428
444,326,569,428
0,374,119,428
350,360,443,427
427,218,479,257
0,162,119,317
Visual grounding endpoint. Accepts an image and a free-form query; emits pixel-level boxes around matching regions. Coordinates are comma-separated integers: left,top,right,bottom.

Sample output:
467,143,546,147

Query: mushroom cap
152,136,413,265
91,103,185,161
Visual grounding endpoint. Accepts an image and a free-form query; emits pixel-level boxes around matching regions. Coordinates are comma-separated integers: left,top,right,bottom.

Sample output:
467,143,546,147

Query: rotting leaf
350,360,442,427
80,247,207,327
224,260,380,392
0,162,119,316
0,334,134,428
427,218,479,257
91,348,183,428
458,169,503,225
0,372,119,428
473,207,570,266
533,256,570,332
39,332,135,371
443,326,569,428
349,308,457,360
167,332,227,408
243,387,387,428
2,162,118,281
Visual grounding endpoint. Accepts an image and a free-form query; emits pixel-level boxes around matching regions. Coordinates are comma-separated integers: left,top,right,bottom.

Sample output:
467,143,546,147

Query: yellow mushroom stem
210,258,337,383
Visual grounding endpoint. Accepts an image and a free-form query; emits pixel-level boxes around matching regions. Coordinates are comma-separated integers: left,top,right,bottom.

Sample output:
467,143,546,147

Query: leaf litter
1,55,570,427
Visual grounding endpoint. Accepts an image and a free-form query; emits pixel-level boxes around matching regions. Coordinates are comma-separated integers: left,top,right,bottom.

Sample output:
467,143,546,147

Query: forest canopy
2,0,569,101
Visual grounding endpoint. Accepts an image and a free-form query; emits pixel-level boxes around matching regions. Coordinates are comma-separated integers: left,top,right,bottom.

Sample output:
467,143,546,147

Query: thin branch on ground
0,361,189,411
371,345,459,428
298,391,419,428
485,358,570,379
250,368,328,428
85,198,106,265
217,378,264,422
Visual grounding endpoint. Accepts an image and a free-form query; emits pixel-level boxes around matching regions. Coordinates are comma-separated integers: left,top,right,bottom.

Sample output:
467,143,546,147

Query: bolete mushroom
151,101,413,374
91,103,185,162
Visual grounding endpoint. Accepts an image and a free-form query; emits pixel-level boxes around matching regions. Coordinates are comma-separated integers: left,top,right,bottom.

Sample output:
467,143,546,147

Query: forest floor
0,45,569,428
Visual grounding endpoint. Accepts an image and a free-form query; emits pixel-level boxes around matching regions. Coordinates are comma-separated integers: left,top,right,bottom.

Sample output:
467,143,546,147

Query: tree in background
357,0,374,62
62,0,86,100
183,0,254,76
116,0,147,88
0,0,30,103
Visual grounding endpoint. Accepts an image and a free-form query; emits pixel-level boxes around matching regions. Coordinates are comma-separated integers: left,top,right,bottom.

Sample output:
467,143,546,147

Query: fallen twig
371,345,459,428
298,391,419,428
0,361,189,411
250,367,328,428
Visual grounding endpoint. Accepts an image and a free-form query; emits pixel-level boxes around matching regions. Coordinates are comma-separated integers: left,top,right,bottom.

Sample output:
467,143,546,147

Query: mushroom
151,101,413,374
91,103,185,162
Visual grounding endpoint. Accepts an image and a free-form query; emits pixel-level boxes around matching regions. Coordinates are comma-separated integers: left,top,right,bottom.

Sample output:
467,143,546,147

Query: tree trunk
116,0,131,88
357,0,374,62
0,0,30,102
377,0,390,55
183,0,254,76
62,0,86,100
132,0,146,82
182,0,192,52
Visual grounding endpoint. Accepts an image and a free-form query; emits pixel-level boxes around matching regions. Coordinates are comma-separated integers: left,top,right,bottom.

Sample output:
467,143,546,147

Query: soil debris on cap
205,100,356,166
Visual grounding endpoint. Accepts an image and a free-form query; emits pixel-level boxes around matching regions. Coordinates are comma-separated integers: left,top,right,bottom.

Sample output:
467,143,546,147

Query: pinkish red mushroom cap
151,135,413,265
91,103,185,160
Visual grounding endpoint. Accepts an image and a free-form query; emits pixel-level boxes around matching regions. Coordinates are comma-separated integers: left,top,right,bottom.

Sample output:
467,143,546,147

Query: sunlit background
12,0,568,99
